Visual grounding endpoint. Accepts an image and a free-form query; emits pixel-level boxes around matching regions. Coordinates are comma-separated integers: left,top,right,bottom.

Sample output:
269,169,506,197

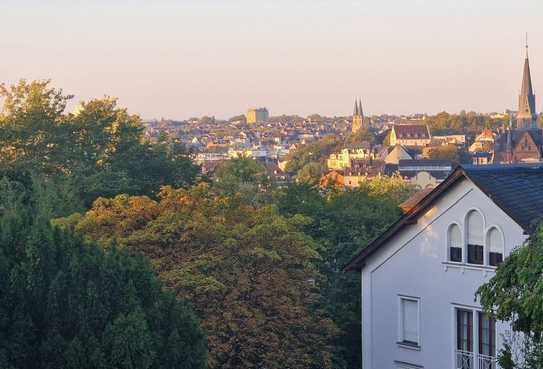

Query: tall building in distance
517,39,537,129
352,98,365,134
246,107,269,124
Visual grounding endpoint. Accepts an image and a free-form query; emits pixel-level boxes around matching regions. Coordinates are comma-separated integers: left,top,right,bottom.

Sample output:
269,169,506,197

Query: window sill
442,261,497,272
397,341,421,351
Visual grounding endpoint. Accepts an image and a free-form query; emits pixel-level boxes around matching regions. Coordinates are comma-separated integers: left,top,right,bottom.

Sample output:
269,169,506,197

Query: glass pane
478,312,496,357
450,247,462,262
457,309,473,352
402,299,418,343
468,244,484,264
467,211,484,245
487,228,503,253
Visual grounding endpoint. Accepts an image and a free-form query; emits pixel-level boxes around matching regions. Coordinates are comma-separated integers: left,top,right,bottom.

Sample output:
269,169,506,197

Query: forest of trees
1,79,537,369
0,80,414,369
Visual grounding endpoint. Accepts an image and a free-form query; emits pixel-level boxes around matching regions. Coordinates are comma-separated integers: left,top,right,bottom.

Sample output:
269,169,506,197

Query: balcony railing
477,353,497,369
456,350,497,369
456,350,473,369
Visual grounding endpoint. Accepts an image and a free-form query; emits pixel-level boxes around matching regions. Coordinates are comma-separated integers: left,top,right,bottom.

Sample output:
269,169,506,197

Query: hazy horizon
1,0,541,120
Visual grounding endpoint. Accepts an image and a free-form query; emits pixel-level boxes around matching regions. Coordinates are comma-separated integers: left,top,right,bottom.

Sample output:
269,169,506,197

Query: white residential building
346,164,543,369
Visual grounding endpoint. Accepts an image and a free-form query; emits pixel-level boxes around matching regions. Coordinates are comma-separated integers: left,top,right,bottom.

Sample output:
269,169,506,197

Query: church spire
521,36,534,97
352,98,363,134
517,34,537,129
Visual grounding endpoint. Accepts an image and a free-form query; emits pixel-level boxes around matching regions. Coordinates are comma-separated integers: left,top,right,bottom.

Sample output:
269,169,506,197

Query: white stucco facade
360,177,528,369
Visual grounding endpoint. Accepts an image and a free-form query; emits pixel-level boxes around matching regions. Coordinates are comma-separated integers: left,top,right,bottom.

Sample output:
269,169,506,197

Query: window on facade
487,227,504,267
456,309,473,353
467,211,484,265
478,312,496,357
448,224,462,262
455,308,497,369
399,297,419,346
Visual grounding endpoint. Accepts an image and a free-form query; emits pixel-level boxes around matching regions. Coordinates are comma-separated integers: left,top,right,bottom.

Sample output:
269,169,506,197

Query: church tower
517,37,537,129
352,98,365,134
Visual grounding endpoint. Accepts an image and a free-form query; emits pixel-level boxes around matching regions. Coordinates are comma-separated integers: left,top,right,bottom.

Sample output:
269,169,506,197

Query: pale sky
0,0,542,119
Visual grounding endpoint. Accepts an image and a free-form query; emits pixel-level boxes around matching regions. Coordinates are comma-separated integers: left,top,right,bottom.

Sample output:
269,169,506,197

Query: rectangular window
456,309,473,352
399,297,420,346
450,247,462,262
489,252,503,266
467,244,484,265
478,312,496,357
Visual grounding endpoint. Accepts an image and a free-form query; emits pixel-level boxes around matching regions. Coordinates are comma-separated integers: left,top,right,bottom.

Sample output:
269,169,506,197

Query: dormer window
448,224,462,262
487,227,504,266
466,211,484,265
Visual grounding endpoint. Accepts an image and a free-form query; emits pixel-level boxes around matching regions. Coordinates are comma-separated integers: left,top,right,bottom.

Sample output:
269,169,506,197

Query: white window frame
447,222,463,263
398,295,421,349
485,225,505,267
450,304,497,369
465,209,485,266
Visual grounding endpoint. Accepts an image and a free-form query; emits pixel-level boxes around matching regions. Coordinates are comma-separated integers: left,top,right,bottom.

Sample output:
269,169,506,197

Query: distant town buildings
246,108,269,124
471,41,543,165
327,143,376,170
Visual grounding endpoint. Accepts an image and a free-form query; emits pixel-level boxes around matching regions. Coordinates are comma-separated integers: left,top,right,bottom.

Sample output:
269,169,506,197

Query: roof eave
344,166,465,272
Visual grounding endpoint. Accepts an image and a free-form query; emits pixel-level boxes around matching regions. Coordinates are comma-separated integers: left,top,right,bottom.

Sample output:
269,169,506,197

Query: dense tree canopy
277,176,412,368
424,111,509,136
60,184,338,369
0,79,420,369
0,179,206,369
0,80,199,214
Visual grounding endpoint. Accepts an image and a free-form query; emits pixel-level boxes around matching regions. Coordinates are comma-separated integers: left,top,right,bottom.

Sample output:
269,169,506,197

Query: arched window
448,224,462,262
466,211,484,265
487,228,504,266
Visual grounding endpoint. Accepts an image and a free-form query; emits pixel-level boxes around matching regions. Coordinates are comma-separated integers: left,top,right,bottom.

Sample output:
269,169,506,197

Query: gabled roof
384,145,412,164
344,164,543,271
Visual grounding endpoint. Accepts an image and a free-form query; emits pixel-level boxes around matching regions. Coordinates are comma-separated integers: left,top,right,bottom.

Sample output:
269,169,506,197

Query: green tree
426,144,470,163
0,179,206,369
284,136,342,176
277,176,411,368
478,226,543,368
0,80,199,214
296,161,326,186
64,184,337,369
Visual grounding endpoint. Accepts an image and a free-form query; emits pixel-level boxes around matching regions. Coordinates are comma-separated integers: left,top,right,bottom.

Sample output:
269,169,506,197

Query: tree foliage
425,144,471,163
424,111,509,136
0,178,206,369
277,176,411,368
60,184,337,369
0,80,199,215
478,226,543,368
284,136,342,176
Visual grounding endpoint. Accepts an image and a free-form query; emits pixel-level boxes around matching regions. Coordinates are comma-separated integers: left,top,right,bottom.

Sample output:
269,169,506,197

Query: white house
345,164,543,369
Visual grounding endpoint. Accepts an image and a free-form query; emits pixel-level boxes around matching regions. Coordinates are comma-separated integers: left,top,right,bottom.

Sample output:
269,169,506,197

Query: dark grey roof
463,164,543,230
345,163,543,271
393,124,430,139
398,159,454,167
398,159,454,180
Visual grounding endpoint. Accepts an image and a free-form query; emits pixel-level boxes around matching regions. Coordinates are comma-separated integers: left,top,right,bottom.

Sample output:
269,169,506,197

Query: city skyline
1,0,542,119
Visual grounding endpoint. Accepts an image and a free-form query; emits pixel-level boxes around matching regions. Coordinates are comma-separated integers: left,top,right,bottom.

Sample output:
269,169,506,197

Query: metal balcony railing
456,350,497,369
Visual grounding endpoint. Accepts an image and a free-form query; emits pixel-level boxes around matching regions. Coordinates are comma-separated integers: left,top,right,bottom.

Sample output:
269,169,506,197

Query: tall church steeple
352,98,365,134
517,35,537,129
